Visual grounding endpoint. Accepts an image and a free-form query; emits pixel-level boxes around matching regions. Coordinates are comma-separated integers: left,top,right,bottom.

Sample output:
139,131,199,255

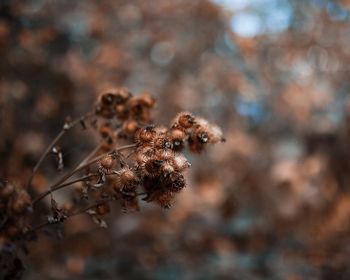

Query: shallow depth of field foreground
1,1,350,279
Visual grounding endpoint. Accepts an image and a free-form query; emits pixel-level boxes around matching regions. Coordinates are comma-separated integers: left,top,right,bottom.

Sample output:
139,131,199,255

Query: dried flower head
172,112,195,129
135,125,157,146
168,128,186,151
99,155,115,171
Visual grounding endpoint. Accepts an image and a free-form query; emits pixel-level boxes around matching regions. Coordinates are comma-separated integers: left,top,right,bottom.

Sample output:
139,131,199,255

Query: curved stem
27,198,115,234
32,144,136,206
27,112,93,188
77,140,105,169
32,173,98,205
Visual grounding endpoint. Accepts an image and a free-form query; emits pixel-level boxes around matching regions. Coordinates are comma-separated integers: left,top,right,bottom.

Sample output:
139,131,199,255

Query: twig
32,144,136,206
26,198,115,234
77,140,106,169
27,112,93,188
32,173,99,205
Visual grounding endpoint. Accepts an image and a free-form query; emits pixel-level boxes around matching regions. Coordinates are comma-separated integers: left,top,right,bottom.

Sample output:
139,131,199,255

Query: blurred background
1,0,350,279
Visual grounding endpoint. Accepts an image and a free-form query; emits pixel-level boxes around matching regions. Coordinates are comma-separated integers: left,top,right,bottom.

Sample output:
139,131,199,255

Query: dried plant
0,87,223,280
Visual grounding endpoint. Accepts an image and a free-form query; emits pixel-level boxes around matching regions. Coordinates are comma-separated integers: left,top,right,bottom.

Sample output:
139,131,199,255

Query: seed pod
144,159,164,177
100,93,116,106
113,88,132,104
207,124,224,143
168,128,186,151
194,117,224,144
115,104,128,120
135,126,157,145
188,134,205,153
153,190,174,209
154,135,173,150
98,88,132,105
197,131,209,144
139,93,156,107
172,154,191,172
140,146,155,158
161,162,175,175
123,120,139,134
155,149,175,161
136,152,150,166
172,112,195,129
118,167,138,186
99,155,115,170
164,172,186,192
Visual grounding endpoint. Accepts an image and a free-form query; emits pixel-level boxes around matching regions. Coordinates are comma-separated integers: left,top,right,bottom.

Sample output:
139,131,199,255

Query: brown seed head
119,167,138,186
144,159,164,176
100,155,115,170
115,104,128,120
135,126,157,145
174,112,195,129
123,120,139,134
165,172,186,193
139,93,156,107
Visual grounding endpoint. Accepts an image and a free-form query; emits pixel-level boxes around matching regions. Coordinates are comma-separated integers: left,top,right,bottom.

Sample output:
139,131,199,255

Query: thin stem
32,144,136,206
32,173,99,205
27,112,93,188
27,198,115,234
77,140,105,169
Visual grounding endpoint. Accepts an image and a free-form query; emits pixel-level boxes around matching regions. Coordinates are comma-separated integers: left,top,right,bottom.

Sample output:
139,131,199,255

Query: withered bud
154,135,173,150
118,167,138,186
136,152,150,165
98,88,132,106
144,159,164,176
123,120,139,134
207,124,224,143
188,134,205,153
113,88,132,104
168,128,186,151
139,93,156,107
155,149,175,161
165,172,186,193
114,104,128,120
101,93,116,106
99,155,115,170
161,162,175,175
197,131,209,143
140,146,155,158
135,125,157,145
173,112,195,129
172,154,191,172
194,118,224,144
153,191,174,209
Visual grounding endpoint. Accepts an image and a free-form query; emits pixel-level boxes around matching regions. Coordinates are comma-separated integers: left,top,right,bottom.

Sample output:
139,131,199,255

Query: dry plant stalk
0,87,223,279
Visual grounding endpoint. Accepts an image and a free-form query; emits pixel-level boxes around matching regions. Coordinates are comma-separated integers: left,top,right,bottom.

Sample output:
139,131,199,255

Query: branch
27,112,94,188
32,143,136,206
